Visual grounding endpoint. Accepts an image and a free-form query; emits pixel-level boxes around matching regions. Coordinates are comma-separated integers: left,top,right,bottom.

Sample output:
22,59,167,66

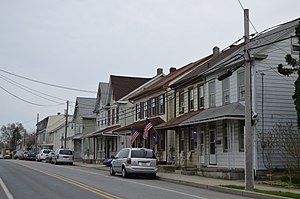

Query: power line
0,68,97,94
0,85,65,107
0,74,64,104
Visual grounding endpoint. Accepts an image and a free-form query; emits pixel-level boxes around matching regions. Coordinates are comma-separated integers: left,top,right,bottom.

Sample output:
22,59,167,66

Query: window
158,94,165,114
140,102,144,119
198,85,204,109
179,129,184,152
179,90,184,114
188,88,194,111
151,98,157,116
144,101,148,118
239,120,245,152
209,80,215,107
223,77,230,104
116,107,119,123
223,121,228,152
291,36,300,53
237,71,245,100
112,108,115,125
137,104,141,120
189,128,197,151
107,110,111,125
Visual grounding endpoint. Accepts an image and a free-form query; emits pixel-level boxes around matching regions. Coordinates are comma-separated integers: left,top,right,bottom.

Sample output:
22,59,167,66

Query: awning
113,117,165,134
72,133,83,140
93,125,121,137
155,111,201,130
180,102,245,126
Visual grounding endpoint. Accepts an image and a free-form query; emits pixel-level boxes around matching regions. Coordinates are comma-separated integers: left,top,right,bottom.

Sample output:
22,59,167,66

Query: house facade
160,18,299,179
72,97,96,161
90,75,159,163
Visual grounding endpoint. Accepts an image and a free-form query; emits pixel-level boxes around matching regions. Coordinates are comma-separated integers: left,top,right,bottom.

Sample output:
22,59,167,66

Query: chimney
213,46,220,57
169,67,176,73
157,68,163,75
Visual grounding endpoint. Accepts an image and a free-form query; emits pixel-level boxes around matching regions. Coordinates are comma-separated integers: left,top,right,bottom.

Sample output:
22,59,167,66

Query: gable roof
94,82,109,112
110,75,151,101
171,44,243,89
129,55,211,101
75,97,96,119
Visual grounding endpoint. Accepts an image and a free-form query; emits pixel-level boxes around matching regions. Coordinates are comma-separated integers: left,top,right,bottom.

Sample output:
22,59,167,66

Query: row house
36,113,74,152
72,97,96,161
157,18,299,179
119,59,211,164
89,74,163,163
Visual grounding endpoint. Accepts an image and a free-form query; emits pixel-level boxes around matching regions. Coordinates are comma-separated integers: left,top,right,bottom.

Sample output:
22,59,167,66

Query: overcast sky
0,0,299,132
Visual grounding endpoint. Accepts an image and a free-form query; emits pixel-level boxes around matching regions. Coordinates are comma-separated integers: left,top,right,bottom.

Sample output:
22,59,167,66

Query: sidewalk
74,162,300,199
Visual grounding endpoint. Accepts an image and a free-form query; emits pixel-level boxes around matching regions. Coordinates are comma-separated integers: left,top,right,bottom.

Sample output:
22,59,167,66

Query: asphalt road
0,159,253,199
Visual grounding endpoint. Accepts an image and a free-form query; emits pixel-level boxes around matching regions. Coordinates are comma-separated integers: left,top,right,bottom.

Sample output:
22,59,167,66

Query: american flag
143,119,153,140
131,129,140,145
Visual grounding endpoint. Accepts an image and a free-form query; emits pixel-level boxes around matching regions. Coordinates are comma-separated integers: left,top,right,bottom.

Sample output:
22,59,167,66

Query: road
0,159,253,199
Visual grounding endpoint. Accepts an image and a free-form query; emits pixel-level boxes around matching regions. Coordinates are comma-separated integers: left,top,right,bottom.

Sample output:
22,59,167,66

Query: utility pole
35,113,39,153
64,100,69,148
244,9,254,190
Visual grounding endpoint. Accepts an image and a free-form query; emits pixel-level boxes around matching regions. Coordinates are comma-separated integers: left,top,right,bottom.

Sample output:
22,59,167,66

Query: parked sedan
19,151,36,161
45,151,55,163
36,149,52,162
110,148,158,178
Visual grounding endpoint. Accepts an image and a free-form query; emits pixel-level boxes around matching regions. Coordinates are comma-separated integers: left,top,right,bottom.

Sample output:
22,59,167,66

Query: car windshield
59,150,73,155
131,149,156,158
44,150,52,154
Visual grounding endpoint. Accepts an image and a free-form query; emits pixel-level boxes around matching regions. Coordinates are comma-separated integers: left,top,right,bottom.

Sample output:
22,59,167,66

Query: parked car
52,149,73,165
13,150,24,159
36,149,52,162
103,157,113,167
45,151,55,163
19,151,36,161
4,154,12,159
110,148,158,178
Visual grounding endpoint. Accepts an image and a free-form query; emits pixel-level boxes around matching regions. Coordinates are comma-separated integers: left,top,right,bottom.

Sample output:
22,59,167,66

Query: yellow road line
18,163,122,199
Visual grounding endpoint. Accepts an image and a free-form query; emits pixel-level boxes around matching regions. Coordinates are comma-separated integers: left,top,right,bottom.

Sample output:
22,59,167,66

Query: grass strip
222,185,300,199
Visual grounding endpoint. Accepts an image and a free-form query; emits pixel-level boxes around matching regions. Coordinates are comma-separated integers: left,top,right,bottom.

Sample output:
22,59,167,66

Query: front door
209,129,217,165
199,130,205,164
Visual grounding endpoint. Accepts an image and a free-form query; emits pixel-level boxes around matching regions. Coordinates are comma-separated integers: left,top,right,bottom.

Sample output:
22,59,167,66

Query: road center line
0,177,14,199
64,166,208,199
17,163,122,199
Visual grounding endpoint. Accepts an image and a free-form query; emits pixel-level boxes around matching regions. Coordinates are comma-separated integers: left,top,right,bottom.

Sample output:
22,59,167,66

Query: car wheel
150,173,156,179
121,167,128,178
110,166,115,176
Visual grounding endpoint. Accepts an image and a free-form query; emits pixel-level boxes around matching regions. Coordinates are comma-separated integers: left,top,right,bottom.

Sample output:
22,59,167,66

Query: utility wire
0,74,64,104
0,85,65,107
0,68,97,94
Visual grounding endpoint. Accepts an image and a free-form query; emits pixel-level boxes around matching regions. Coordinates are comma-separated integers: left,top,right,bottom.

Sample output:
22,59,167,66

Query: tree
277,22,300,128
0,123,27,149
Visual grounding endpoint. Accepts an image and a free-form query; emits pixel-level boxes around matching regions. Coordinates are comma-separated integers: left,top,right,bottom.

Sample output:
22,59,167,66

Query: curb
74,163,290,199
157,176,290,199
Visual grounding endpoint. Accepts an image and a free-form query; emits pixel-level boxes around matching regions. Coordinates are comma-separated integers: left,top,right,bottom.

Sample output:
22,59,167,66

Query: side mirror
111,155,116,159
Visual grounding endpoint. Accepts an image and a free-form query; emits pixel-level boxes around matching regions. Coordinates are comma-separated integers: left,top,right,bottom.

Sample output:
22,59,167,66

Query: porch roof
179,102,245,126
155,111,201,130
113,117,165,134
72,133,83,140
93,125,121,137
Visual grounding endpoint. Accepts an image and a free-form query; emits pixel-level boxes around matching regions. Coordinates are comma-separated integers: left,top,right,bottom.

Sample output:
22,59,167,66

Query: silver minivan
53,149,73,165
110,148,158,178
